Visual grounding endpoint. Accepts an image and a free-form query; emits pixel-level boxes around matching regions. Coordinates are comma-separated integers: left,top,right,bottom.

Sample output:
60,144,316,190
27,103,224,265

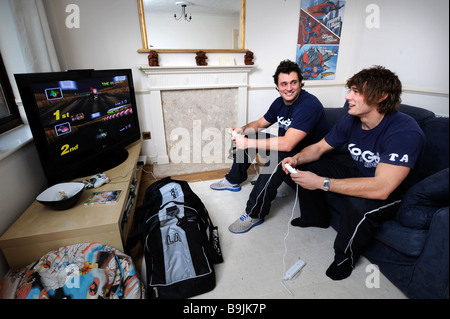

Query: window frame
0,52,23,134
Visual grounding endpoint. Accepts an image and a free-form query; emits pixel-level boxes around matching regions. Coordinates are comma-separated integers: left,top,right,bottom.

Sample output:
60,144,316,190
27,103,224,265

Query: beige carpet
188,178,407,299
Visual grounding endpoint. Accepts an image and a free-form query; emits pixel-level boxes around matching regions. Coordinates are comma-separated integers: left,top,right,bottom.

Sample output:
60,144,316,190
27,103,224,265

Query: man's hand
233,134,248,149
290,170,323,190
229,126,244,135
281,157,298,174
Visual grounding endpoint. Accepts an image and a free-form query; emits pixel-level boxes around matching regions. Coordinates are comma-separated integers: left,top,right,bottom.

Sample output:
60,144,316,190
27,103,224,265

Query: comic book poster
296,0,346,80
297,45,339,80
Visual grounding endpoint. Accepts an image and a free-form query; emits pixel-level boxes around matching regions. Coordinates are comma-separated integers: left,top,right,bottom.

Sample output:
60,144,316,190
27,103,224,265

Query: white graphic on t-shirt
348,143,380,168
388,153,409,163
348,144,410,169
277,116,292,130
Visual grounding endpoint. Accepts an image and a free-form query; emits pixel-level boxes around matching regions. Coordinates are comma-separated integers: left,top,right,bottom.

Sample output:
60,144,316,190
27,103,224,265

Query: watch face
323,178,330,191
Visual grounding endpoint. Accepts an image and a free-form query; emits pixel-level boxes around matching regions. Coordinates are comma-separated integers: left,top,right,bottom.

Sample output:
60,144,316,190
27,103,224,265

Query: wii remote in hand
284,163,297,174
232,130,239,137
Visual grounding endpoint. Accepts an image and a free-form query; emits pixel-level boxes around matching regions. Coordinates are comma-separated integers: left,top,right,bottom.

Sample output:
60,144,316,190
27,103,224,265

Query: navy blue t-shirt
325,112,425,177
263,89,329,152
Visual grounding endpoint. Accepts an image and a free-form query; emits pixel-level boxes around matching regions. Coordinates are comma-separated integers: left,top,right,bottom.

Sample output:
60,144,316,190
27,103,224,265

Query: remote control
85,173,110,189
284,163,297,174
232,130,239,137
94,175,109,188
284,259,305,280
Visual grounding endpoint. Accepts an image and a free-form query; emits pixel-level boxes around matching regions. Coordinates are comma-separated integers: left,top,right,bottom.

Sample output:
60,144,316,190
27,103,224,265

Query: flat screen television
15,69,141,186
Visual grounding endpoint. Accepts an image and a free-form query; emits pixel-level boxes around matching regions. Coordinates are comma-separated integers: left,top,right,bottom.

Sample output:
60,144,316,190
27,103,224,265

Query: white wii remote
232,130,239,137
284,163,297,174
284,259,306,280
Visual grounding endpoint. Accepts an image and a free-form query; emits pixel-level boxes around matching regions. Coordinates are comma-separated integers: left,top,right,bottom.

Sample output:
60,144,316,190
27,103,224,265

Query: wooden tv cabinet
0,140,142,270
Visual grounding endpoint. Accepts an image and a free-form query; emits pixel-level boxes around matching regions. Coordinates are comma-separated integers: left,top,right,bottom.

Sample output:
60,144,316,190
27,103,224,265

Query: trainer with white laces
228,214,264,233
208,60,329,233
210,178,241,192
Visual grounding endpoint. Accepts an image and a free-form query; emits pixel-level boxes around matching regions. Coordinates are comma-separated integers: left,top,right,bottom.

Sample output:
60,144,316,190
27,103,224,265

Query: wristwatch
323,178,330,191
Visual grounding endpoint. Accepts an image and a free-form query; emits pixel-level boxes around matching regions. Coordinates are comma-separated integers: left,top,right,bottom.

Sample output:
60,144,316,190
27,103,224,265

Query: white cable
234,153,301,295
248,161,282,219
281,279,294,296
243,158,301,296
281,184,299,296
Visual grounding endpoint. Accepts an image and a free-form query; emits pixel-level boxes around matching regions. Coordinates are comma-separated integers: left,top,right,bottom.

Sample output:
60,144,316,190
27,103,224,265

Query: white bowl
36,182,85,210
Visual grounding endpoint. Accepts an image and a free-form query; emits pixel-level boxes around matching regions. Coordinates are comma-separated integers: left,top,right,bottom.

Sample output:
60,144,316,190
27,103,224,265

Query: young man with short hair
210,59,329,233
282,66,425,280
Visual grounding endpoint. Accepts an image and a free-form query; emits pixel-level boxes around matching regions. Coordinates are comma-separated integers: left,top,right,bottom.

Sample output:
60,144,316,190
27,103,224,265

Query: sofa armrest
406,206,449,299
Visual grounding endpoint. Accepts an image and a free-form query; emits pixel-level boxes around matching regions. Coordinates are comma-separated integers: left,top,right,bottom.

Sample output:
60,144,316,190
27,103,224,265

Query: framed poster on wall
296,0,346,80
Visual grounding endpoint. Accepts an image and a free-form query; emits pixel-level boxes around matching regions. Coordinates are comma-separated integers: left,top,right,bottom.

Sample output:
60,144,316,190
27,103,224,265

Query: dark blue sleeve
380,131,424,168
263,99,280,124
289,98,324,134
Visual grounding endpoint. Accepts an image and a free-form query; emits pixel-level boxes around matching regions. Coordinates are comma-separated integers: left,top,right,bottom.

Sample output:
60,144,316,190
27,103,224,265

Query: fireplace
139,65,254,175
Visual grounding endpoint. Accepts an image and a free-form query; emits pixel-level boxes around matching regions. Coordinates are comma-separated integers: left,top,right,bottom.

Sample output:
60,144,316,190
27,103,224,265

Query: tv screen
15,69,141,186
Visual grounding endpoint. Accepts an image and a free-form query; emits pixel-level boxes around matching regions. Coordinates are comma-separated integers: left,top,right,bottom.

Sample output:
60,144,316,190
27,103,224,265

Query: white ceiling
143,0,241,17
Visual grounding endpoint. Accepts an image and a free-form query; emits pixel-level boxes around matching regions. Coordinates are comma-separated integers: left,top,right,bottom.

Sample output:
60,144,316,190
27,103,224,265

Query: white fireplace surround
139,65,255,164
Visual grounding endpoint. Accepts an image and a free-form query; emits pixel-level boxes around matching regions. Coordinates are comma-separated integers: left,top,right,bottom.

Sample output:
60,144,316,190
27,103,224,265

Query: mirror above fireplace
137,0,247,53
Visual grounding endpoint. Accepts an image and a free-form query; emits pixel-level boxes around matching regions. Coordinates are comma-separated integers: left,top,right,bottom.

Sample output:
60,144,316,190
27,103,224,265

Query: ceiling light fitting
174,2,192,22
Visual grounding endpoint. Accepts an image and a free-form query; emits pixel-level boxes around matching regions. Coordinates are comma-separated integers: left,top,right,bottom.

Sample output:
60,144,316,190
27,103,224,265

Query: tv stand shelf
0,140,142,270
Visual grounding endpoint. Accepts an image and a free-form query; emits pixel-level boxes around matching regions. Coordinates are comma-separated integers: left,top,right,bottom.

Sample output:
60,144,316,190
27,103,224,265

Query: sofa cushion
397,168,449,229
398,104,435,126
417,116,449,179
323,107,349,154
324,107,347,127
374,220,428,256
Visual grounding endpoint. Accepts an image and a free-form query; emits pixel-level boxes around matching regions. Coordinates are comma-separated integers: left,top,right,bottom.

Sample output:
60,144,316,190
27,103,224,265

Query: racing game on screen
32,75,135,161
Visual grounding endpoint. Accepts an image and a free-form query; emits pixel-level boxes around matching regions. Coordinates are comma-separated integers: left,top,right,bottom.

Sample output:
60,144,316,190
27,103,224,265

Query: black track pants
296,151,403,264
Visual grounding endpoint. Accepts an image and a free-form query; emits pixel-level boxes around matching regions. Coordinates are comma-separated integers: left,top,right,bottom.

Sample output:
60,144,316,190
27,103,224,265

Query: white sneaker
210,178,241,192
228,214,263,233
